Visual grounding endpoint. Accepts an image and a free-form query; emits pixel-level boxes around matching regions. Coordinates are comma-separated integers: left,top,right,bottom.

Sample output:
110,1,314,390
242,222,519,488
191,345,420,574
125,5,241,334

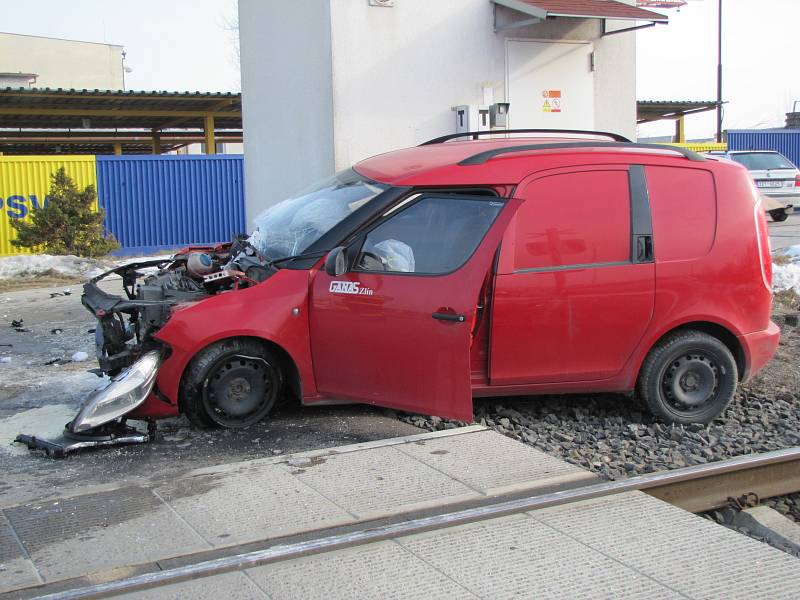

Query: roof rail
420,129,631,146
458,142,707,166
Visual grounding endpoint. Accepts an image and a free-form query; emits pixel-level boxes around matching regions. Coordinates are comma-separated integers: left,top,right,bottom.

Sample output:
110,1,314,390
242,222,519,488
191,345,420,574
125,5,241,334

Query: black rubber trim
628,165,653,236
420,129,631,145
629,164,655,264
513,261,631,275
457,142,707,166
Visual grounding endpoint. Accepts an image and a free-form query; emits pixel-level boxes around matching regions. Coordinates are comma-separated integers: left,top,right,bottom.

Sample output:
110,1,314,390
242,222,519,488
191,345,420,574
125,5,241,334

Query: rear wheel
637,331,737,425
182,339,281,429
769,209,789,222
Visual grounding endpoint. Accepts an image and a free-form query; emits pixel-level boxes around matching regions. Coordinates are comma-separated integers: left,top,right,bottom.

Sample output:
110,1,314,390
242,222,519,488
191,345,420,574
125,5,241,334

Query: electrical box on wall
490,103,510,128
454,105,490,133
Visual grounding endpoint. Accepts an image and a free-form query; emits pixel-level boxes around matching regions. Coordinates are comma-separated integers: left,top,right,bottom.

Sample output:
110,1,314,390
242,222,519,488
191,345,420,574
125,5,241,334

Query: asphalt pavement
769,211,800,250
0,281,418,509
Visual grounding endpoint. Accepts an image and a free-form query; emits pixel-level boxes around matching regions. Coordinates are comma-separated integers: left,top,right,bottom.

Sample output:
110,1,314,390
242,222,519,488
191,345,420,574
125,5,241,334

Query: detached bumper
739,321,781,382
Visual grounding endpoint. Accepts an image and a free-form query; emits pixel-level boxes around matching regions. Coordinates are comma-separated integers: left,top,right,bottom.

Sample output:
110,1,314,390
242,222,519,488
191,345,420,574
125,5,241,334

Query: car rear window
730,153,795,170
646,166,716,262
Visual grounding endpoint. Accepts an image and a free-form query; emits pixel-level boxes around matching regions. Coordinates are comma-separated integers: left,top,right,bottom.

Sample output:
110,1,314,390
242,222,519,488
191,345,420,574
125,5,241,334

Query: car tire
637,330,737,425
181,339,281,429
769,209,789,222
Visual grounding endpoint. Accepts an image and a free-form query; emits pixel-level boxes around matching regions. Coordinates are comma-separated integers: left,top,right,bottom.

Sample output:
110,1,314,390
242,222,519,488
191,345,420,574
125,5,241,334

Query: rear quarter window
508,170,631,271
646,166,716,262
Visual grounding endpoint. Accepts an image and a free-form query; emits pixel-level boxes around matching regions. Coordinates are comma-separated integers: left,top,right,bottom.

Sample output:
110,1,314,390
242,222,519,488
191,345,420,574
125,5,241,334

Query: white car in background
711,150,799,221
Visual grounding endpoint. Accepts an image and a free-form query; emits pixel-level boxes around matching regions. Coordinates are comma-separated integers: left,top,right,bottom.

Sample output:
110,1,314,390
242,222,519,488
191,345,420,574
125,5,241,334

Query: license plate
757,180,783,188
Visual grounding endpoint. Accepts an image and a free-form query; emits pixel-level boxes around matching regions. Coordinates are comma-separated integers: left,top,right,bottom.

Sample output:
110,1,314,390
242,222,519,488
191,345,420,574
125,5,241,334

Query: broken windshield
248,169,388,260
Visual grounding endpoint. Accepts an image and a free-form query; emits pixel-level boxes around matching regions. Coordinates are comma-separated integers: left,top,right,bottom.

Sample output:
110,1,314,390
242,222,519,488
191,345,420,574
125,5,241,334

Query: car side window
354,196,504,275
511,170,631,271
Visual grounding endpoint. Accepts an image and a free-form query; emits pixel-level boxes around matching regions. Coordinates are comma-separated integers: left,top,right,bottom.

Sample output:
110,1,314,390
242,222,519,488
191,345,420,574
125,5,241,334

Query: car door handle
635,235,653,263
432,312,466,322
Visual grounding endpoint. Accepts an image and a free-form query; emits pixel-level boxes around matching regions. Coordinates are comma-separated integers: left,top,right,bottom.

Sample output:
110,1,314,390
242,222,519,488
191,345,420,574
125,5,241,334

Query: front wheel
182,339,281,429
637,331,737,425
769,209,790,222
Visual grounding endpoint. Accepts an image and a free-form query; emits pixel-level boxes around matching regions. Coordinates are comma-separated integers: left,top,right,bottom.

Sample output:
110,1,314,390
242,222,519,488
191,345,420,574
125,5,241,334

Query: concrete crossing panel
155,462,356,546
397,513,681,599
247,540,477,600
398,429,596,495
112,572,270,600
3,487,208,582
0,512,40,594
280,445,478,519
531,491,800,600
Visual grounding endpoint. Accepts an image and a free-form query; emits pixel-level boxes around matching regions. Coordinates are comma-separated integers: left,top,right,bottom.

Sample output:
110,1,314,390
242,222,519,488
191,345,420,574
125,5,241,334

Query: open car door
309,193,521,421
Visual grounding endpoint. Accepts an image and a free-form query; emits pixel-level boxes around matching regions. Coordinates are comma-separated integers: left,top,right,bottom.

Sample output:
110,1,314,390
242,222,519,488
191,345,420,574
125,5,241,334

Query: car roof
355,136,711,186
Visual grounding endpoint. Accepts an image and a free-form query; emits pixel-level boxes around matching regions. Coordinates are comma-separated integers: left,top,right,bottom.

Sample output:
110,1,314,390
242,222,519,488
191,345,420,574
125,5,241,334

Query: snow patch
773,245,800,293
71,351,89,363
0,253,174,281
0,254,110,280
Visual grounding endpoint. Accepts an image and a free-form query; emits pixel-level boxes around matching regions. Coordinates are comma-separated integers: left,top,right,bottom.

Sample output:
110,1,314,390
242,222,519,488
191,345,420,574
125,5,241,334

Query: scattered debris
0,357,11,364
71,351,89,363
0,343,11,348
44,358,67,366
10,319,23,328
87,328,96,334
49,290,73,298
87,368,105,378
51,328,64,334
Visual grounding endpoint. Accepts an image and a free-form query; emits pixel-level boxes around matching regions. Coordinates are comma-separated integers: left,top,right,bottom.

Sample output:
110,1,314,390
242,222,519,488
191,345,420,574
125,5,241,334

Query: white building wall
0,33,123,90
239,0,335,228
329,1,637,168
329,0,505,169
239,0,639,221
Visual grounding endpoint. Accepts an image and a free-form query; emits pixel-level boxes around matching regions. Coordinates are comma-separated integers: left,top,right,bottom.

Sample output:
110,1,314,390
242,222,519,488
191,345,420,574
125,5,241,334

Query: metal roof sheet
0,87,241,130
518,0,668,21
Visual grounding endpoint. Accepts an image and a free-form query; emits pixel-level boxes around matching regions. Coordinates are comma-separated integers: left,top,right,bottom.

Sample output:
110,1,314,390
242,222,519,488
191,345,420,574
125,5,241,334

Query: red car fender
152,268,317,406
621,313,748,390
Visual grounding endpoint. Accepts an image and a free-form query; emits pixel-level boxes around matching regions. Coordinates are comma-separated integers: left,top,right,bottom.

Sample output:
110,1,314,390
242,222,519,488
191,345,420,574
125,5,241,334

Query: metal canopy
0,88,242,155
637,100,722,124
492,0,668,32
0,130,244,155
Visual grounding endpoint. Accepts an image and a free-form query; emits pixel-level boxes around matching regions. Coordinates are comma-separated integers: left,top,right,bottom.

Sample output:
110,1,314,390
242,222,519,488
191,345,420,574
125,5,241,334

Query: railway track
31,446,800,600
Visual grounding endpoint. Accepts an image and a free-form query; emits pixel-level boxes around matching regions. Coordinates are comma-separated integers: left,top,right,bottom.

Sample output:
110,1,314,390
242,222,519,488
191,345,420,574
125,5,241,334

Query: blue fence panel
96,155,246,256
728,129,800,169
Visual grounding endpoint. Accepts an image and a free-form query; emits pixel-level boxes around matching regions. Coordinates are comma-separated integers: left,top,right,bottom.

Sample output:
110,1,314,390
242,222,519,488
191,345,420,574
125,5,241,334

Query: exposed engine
82,236,278,374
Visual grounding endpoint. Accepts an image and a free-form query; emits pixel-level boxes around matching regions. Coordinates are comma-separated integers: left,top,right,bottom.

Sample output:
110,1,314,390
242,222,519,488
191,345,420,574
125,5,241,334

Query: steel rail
32,447,800,600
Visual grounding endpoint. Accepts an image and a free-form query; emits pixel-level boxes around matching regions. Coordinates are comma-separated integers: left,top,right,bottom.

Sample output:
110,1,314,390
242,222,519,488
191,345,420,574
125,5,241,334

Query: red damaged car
22,130,779,454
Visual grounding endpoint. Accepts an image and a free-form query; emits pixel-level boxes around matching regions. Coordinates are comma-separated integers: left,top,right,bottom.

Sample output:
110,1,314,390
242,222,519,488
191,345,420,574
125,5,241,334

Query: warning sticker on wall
542,90,562,113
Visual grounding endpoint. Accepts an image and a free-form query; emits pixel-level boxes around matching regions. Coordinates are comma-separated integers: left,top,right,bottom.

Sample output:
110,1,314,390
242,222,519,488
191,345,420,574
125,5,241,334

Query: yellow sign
0,156,98,255
542,90,562,113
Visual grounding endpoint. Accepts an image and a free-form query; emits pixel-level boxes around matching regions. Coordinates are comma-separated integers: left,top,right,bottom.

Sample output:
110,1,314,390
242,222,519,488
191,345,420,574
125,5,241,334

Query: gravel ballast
396,317,800,482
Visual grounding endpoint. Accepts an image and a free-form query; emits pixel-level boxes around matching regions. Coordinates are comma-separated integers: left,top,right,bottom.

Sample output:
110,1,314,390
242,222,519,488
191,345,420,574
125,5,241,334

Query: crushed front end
16,237,278,456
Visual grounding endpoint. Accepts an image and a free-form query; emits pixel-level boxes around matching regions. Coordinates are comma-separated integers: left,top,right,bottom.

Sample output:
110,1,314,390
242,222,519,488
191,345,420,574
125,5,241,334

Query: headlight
69,351,162,433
